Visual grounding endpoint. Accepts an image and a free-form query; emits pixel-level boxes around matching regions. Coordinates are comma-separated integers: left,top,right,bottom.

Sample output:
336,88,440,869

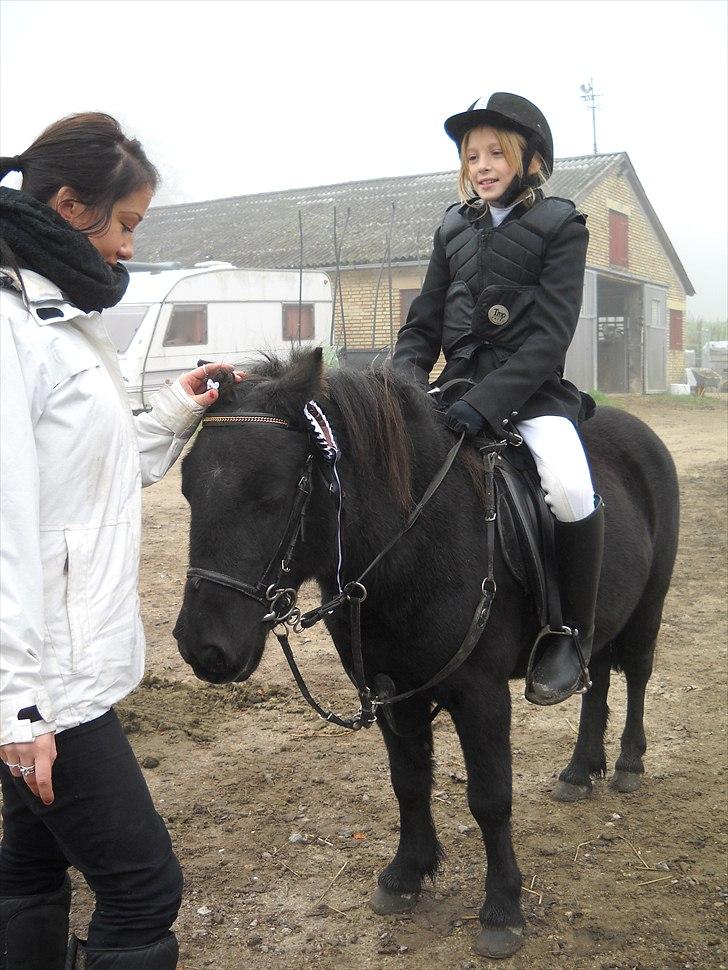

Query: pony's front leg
371,696,443,915
449,677,524,959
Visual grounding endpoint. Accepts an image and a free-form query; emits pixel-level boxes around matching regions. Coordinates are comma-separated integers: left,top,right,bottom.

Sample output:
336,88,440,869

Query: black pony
174,349,679,959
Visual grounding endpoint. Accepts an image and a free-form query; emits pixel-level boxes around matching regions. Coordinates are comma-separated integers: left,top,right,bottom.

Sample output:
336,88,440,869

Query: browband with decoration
304,400,344,593
201,413,290,428
303,400,340,463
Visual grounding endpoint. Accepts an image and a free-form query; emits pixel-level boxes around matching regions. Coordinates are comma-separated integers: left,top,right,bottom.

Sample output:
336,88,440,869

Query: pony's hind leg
449,678,525,959
371,697,443,915
610,633,656,794
553,647,611,802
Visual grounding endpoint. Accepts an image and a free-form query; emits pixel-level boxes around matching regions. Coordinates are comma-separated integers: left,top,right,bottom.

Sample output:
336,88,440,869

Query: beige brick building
135,154,694,393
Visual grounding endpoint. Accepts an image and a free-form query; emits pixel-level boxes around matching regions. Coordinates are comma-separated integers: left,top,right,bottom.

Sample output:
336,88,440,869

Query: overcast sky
2,0,726,318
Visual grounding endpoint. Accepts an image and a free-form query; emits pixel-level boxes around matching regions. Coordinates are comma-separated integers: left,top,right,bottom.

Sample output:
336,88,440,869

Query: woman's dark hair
0,112,159,233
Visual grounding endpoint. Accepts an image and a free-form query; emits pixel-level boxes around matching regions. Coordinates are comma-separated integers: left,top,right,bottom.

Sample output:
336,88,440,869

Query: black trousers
0,710,182,949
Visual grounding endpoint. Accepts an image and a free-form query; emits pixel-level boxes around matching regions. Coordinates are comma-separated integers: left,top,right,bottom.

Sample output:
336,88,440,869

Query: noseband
184,407,503,733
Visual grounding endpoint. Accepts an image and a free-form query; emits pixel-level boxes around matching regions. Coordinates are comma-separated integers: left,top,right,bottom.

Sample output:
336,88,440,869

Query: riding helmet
444,92,554,176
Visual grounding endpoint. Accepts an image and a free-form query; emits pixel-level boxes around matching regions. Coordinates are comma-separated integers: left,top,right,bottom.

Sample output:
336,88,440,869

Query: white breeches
514,416,596,523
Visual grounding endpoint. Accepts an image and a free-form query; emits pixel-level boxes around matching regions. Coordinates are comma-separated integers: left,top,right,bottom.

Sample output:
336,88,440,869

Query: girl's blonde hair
457,125,548,208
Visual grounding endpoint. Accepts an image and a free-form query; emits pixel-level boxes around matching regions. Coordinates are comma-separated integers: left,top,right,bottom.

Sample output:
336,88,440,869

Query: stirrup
525,625,592,706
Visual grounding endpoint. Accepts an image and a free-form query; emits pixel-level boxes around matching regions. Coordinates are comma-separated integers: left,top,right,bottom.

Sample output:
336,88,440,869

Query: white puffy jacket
0,269,204,745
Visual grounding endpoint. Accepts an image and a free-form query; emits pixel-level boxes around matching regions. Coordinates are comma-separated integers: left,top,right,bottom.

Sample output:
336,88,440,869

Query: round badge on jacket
488,304,509,326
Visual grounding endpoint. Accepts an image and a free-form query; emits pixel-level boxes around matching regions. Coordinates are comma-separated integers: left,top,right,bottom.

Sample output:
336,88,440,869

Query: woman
392,93,604,707
0,113,239,970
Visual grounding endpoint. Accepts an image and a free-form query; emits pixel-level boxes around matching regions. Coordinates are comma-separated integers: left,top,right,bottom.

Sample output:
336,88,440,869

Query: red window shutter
669,309,684,351
282,304,315,341
609,211,629,268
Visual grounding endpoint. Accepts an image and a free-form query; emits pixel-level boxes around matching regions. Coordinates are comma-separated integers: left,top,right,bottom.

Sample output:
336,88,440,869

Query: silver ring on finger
20,765,35,777
202,364,209,377
6,762,21,770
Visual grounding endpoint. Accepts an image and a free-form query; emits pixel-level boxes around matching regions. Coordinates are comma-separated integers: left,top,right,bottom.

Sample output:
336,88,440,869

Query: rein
186,407,505,732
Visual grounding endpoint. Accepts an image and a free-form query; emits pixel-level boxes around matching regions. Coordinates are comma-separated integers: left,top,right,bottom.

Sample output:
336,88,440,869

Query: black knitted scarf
0,187,129,312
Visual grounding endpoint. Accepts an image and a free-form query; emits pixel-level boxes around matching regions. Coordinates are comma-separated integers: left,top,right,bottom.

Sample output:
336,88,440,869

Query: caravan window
282,304,315,341
163,304,208,346
102,305,149,353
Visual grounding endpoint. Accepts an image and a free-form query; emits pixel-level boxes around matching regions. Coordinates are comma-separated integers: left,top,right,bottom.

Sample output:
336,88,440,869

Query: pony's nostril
199,643,230,674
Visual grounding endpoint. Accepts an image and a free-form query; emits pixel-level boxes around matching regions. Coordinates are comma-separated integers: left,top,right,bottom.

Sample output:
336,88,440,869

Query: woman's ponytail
0,155,23,180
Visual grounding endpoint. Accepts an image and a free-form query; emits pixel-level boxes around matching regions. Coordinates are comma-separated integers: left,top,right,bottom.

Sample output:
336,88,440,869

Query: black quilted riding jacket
391,193,589,433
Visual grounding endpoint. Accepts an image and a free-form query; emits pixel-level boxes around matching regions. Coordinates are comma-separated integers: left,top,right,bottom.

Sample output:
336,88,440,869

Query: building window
669,308,684,350
163,305,208,346
399,289,420,326
609,210,629,268
282,303,315,341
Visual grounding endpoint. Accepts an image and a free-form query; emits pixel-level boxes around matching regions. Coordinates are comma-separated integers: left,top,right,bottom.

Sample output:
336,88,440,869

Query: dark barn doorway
597,278,643,393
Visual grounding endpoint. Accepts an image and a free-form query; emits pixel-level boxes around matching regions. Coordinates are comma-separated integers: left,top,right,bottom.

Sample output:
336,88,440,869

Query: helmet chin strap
490,133,542,207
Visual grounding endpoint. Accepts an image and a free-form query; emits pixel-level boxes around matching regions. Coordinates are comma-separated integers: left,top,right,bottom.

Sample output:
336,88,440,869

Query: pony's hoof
370,886,419,915
610,770,643,793
474,925,524,959
552,780,592,802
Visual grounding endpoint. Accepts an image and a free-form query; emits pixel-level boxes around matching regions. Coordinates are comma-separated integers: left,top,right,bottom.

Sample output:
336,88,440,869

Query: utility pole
580,80,600,154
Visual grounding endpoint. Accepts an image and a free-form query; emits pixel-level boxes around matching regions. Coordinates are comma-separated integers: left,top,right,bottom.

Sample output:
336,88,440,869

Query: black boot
0,875,71,970
66,932,178,969
525,498,605,705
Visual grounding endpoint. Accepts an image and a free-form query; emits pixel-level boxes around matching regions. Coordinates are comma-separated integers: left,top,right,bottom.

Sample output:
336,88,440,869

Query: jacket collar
2,268,95,325
459,194,539,230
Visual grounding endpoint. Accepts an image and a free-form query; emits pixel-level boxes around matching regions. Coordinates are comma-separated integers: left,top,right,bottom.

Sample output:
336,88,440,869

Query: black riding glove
446,400,489,437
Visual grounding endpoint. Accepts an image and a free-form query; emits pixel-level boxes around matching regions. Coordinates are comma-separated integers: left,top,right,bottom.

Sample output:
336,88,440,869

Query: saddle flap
494,452,553,629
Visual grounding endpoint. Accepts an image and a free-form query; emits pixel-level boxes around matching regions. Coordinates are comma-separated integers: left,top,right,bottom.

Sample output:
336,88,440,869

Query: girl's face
54,184,154,265
465,126,517,204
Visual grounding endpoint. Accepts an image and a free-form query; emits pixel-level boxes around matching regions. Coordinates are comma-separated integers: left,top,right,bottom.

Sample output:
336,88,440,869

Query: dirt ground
72,394,726,970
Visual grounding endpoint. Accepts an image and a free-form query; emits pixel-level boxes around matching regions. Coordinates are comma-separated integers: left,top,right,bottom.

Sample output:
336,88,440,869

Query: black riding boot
0,875,71,970
525,498,604,705
65,932,178,969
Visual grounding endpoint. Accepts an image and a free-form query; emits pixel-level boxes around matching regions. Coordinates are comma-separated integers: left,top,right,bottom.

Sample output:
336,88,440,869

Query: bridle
185,408,504,733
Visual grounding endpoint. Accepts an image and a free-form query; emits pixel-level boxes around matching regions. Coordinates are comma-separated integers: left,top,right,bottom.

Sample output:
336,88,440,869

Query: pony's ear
271,348,325,415
216,368,238,402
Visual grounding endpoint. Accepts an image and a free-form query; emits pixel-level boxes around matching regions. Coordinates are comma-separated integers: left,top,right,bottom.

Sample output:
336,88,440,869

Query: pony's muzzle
182,640,243,684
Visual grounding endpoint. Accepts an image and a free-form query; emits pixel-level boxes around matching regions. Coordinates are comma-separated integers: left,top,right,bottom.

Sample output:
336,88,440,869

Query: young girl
392,92,604,707
0,114,240,970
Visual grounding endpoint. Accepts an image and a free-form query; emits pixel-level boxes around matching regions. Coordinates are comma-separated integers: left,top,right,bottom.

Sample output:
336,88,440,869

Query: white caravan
103,264,333,411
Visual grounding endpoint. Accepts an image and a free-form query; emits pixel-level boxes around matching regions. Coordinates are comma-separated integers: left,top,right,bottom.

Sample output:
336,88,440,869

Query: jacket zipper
478,228,493,293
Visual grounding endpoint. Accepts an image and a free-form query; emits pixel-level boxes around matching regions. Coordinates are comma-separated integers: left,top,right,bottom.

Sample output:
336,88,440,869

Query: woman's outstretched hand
0,732,57,805
178,362,246,407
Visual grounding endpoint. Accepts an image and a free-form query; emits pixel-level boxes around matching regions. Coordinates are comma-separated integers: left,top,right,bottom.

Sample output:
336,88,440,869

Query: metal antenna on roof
371,202,396,351
297,208,304,348
580,79,601,155
330,206,351,351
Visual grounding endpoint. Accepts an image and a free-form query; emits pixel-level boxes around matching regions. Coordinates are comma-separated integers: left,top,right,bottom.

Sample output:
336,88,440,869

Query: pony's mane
326,366,427,514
